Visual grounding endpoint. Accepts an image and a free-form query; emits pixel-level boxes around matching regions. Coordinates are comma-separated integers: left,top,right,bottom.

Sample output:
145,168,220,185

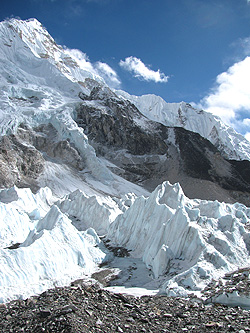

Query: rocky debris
203,267,250,307
103,240,131,257
91,269,119,287
0,281,249,332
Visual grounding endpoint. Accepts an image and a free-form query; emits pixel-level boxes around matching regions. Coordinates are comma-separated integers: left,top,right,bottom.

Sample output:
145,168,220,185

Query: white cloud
119,56,169,83
95,62,121,88
245,132,250,142
241,36,250,52
243,118,250,126
64,47,120,88
231,37,250,58
198,56,250,133
64,48,95,73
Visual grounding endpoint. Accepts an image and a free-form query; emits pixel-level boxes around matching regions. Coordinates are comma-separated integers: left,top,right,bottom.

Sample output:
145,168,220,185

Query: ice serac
107,181,250,296
58,189,122,235
0,186,53,248
0,201,106,303
116,91,250,161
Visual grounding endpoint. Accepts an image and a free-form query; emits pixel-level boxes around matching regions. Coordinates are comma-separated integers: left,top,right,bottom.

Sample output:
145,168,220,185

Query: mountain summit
0,18,250,308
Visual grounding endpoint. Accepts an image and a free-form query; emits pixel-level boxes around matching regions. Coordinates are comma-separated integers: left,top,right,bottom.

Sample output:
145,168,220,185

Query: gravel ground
0,279,249,333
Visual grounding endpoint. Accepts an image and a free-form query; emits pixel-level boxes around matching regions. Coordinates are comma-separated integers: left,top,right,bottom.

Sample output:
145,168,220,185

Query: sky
1,0,250,139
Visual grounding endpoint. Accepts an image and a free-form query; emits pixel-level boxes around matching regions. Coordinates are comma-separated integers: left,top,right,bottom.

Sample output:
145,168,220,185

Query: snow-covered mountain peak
0,18,104,91
0,18,119,185
0,18,54,61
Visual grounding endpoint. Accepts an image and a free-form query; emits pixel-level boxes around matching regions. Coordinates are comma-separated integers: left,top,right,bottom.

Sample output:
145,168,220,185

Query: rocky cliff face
77,83,168,156
0,132,44,189
0,123,86,190
17,123,85,171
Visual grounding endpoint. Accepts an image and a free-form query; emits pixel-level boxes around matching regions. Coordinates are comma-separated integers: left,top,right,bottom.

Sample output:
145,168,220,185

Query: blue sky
1,0,250,138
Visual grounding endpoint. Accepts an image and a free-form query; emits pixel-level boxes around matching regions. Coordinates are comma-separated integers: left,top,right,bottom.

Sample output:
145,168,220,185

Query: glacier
0,17,250,309
107,181,250,294
0,181,250,307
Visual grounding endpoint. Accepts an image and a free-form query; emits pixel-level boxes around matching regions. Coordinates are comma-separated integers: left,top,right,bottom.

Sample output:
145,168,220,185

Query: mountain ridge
1,17,250,161
0,18,250,308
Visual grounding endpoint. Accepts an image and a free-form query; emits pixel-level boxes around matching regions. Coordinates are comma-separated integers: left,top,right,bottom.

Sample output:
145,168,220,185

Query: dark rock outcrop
76,99,168,156
175,128,250,193
0,133,44,188
16,123,85,171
